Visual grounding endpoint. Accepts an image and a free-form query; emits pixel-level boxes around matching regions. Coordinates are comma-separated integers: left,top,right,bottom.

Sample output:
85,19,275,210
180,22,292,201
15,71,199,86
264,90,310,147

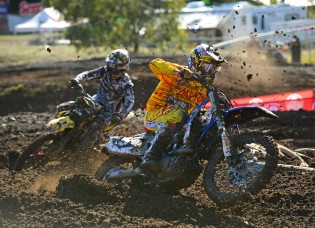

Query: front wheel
14,133,60,171
203,132,279,205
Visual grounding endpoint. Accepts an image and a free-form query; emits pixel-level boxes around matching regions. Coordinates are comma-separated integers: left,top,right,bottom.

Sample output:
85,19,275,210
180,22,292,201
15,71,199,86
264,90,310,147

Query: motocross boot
141,125,176,173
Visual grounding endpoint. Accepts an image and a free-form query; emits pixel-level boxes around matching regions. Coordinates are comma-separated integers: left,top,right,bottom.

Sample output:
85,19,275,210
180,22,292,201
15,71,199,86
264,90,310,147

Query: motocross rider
69,49,135,152
141,43,228,172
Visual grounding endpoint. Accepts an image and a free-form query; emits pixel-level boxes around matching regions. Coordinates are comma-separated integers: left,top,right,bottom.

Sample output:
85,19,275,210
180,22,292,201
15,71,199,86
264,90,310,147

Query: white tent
14,7,70,33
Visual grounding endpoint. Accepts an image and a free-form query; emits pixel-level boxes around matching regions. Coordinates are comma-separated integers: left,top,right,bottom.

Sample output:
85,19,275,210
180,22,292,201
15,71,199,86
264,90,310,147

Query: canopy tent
14,7,70,33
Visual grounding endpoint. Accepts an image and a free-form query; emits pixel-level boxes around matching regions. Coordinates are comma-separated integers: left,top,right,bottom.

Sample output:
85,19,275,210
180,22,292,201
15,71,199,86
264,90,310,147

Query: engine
157,155,203,189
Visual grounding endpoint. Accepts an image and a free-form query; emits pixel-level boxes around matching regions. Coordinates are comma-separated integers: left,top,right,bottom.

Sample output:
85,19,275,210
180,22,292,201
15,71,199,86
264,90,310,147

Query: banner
205,89,315,111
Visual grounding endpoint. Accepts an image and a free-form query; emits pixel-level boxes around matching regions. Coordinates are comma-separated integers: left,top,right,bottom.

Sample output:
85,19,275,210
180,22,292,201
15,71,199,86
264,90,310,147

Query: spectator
265,39,275,59
289,35,301,64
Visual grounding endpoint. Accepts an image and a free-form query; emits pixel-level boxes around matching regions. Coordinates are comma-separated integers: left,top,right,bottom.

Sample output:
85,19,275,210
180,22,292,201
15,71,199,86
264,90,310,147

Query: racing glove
179,68,193,79
69,78,79,87
69,79,83,91
111,113,123,125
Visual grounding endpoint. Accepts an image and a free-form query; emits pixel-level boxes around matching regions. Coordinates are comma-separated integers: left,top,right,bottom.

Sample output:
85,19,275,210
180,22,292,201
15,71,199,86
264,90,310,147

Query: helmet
105,49,130,75
188,44,227,84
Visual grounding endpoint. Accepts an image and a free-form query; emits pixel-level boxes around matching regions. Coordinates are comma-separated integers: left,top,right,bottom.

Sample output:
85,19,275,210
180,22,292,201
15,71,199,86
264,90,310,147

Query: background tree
49,0,187,53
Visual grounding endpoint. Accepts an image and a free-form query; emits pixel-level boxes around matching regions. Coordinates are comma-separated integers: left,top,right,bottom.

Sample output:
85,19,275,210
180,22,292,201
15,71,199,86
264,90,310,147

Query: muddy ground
0,54,314,227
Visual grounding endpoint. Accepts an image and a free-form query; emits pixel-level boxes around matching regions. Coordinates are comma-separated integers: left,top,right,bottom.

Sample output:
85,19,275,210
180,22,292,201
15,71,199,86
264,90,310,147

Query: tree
49,0,187,53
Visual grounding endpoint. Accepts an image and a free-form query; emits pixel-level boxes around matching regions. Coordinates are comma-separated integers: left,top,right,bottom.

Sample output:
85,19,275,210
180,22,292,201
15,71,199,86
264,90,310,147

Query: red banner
205,89,315,111
19,0,43,15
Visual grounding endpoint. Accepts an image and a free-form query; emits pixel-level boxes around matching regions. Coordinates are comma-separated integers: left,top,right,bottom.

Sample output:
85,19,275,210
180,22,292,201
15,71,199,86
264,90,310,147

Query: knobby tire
14,133,58,171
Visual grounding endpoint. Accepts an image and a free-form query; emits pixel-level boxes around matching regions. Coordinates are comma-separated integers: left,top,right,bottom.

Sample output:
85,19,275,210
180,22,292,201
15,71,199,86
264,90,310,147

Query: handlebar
70,83,92,99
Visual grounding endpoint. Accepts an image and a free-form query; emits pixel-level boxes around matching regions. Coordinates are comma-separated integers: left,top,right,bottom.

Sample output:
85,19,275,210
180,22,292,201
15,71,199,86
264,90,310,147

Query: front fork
208,87,235,163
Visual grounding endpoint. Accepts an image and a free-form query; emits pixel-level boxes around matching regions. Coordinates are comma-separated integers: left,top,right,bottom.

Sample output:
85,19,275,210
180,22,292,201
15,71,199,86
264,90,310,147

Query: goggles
201,62,221,76
107,61,130,71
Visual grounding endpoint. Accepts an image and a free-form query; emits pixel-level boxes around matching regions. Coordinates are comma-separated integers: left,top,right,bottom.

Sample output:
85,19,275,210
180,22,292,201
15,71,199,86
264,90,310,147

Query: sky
258,0,314,6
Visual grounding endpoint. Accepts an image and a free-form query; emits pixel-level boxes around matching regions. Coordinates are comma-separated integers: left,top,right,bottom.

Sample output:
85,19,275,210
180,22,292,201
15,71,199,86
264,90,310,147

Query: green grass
1,33,315,67
0,34,107,67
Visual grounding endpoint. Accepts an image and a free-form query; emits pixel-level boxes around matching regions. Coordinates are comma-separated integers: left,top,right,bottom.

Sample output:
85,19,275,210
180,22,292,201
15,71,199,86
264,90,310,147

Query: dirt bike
95,75,279,205
14,85,114,171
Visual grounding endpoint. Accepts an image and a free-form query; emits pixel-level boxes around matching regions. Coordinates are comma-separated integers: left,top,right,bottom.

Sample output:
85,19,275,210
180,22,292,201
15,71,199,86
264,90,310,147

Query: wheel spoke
212,142,268,193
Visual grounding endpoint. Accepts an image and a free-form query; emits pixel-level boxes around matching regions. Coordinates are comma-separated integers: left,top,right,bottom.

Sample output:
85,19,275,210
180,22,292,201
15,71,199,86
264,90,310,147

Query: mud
0,55,314,227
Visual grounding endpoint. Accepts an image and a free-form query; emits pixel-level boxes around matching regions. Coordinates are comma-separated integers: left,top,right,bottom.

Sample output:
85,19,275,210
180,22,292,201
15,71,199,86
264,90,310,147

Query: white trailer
179,1,310,44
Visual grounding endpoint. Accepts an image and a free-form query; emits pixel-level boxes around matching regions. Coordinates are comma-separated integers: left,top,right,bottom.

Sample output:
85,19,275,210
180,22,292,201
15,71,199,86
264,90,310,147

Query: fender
197,106,278,145
47,116,75,133
224,106,278,126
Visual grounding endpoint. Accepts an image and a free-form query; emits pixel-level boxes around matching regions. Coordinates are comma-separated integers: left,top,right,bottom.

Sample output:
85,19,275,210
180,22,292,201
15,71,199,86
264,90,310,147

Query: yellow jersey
146,58,207,114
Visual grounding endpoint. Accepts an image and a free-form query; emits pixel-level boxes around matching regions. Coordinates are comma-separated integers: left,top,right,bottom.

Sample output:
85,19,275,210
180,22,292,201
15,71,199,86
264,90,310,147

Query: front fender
197,106,278,147
225,106,278,125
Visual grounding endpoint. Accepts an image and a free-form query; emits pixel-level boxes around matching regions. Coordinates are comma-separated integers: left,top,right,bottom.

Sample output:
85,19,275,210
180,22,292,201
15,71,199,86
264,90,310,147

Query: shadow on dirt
55,174,252,227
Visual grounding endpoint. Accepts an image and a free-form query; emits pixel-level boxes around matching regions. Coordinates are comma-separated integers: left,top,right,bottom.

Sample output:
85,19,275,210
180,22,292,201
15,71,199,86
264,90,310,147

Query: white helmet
105,49,130,74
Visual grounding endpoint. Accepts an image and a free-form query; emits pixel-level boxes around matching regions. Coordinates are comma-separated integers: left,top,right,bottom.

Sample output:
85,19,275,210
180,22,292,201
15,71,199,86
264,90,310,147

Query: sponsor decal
19,0,43,15
166,94,191,110
285,93,304,111
176,87,205,104
145,120,157,129
249,98,263,106
265,102,285,111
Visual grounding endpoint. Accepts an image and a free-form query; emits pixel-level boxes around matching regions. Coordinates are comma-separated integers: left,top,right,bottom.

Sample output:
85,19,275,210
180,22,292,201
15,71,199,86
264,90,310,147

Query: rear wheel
14,133,59,171
203,132,278,205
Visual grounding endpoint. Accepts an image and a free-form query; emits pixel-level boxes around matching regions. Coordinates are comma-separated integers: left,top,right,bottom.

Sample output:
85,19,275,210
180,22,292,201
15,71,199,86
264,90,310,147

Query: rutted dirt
0,55,314,227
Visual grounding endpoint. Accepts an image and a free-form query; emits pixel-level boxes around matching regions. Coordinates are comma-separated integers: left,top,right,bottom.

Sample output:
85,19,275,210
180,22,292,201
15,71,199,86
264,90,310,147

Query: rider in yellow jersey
142,44,227,171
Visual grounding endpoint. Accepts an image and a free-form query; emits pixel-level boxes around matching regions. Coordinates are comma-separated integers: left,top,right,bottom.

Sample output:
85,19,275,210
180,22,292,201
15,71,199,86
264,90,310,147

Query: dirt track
0,55,314,227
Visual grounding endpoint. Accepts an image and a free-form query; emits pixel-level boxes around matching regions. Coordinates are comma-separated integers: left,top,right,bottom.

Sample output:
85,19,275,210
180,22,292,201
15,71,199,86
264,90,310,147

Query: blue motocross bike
96,76,279,205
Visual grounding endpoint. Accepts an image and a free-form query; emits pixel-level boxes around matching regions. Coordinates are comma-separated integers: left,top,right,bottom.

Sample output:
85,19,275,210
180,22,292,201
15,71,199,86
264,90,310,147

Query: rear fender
225,106,278,125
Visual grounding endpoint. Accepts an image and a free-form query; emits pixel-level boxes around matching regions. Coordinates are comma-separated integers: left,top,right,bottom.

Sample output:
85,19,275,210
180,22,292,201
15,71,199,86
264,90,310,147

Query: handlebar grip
72,83,85,95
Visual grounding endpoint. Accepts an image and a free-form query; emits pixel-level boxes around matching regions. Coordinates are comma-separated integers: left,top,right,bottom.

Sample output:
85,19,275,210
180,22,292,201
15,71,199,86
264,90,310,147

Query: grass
0,34,107,67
